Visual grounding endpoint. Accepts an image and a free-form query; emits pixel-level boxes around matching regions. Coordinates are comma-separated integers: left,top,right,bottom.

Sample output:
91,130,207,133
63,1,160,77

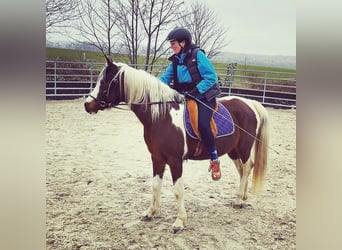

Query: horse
84,56,269,233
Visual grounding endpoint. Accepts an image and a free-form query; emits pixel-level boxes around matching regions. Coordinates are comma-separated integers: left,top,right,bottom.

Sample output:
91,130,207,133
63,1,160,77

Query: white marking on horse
219,96,261,129
85,69,104,103
85,83,100,103
172,177,187,230
151,175,162,213
142,175,163,218
170,104,188,158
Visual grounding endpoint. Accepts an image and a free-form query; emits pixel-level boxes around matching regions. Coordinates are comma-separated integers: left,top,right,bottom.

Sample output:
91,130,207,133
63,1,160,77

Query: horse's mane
116,63,184,121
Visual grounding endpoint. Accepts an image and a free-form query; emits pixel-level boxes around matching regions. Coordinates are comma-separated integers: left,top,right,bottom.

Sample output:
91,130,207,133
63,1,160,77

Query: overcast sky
47,0,296,57
189,0,296,56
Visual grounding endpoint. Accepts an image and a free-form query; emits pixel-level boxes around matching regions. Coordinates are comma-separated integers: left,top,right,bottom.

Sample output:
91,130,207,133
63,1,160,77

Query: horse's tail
251,101,269,195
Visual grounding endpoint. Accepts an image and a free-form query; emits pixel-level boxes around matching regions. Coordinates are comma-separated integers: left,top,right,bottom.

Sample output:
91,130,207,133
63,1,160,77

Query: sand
46,98,296,249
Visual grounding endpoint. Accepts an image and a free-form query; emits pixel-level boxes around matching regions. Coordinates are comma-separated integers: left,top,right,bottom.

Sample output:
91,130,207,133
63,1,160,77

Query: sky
188,0,296,56
47,0,296,57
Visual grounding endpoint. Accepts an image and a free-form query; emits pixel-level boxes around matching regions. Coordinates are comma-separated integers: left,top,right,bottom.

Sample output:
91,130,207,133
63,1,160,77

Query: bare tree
178,1,230,58
48,0,187,68
112,0,143,66
111,0,184,69
46,0,79,32
137,0,184,70
72,0,118,56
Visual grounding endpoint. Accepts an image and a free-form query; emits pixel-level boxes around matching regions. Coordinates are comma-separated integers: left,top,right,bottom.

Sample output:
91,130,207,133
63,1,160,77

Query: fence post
90,62,93,92
263,72,267,104
226,63,237,96
54,61,57,96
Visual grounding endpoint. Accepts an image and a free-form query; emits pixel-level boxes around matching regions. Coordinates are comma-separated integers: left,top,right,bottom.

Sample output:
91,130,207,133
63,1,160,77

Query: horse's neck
130,104,154,127
130,103,176,129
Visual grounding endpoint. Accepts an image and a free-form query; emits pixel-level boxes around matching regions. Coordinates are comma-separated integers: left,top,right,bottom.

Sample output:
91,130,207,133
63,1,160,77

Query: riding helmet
166,28,192,43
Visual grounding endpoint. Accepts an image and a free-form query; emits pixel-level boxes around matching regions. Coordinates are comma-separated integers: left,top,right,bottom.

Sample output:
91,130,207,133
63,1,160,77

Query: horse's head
84,56,124,114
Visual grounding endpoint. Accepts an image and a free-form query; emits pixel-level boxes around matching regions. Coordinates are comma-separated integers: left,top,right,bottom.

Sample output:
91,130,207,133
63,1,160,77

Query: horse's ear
105,55,113,65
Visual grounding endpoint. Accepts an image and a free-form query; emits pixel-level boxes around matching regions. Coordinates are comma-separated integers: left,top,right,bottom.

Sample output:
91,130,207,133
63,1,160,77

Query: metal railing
46,60,296,108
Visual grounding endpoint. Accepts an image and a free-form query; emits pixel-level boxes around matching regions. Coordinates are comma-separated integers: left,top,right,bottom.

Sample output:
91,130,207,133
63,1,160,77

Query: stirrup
208,159,221,181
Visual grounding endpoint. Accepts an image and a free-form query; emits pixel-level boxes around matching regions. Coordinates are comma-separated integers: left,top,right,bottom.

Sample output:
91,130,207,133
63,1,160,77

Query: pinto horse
84,56,269,233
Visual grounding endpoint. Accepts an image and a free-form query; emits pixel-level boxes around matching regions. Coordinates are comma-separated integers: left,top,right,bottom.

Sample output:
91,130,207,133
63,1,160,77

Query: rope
113,95,280,155
185,93,280,155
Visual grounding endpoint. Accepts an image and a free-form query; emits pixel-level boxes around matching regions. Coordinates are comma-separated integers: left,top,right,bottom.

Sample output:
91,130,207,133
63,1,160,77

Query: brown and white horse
84,56,269,233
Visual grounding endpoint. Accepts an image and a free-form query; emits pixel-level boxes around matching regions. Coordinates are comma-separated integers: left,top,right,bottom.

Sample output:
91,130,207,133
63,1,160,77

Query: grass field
46,47,296,74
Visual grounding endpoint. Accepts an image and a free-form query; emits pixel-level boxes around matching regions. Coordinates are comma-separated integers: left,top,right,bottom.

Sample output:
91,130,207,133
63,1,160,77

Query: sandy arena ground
46,98,296,249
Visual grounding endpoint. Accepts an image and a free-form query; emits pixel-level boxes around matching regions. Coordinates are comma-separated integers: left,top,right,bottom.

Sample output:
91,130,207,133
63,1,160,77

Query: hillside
46,47,296,73
213,51,296,69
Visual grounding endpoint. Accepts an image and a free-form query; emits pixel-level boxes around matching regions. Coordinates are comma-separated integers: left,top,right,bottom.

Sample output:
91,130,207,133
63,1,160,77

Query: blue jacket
159,50,218,96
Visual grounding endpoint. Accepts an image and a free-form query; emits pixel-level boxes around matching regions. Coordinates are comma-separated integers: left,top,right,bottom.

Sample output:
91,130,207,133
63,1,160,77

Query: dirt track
46,98,296,249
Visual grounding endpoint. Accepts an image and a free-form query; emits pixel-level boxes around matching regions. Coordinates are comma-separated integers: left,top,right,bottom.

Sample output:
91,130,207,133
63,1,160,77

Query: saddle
184,99,234,140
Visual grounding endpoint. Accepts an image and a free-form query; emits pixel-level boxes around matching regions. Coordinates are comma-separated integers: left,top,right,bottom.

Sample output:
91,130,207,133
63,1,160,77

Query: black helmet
166,28,192,43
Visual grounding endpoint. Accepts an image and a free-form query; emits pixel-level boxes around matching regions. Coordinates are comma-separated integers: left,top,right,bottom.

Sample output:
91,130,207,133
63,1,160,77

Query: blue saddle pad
184,102,235,139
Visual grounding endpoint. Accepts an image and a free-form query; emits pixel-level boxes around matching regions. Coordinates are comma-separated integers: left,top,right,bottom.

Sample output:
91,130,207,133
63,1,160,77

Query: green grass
214,61,296,75
46,47,296,74
46,47,130,64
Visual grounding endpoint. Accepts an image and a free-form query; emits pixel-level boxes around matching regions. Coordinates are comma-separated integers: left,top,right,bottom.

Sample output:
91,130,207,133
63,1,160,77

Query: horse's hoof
172,226,183,234
233,203,244,209
172,218,184,233
141,215,152,221
232,202,252,209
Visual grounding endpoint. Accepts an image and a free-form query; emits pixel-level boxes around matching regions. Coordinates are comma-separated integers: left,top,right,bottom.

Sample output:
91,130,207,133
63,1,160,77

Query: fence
46,60,296,108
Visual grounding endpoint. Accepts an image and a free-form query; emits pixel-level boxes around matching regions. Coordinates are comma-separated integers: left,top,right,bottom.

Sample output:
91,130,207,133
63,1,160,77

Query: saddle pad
184,101,235,140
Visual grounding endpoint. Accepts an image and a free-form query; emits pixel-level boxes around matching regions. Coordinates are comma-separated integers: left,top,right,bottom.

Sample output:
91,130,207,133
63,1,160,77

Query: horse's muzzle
84,101,99,114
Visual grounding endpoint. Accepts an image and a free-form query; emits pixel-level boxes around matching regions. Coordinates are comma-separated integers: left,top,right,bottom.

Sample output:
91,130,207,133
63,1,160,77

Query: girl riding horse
159,27,222,181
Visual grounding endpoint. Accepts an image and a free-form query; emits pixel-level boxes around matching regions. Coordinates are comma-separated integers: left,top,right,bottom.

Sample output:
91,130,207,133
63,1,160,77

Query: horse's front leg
141,156,165,220
169,159,187,233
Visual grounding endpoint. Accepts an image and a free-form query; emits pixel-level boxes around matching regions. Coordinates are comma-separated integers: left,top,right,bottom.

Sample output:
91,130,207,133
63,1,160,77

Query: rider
159,27,221,180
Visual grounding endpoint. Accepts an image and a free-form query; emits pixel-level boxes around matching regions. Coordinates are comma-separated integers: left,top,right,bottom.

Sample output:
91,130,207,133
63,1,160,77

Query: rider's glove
184,87,200,99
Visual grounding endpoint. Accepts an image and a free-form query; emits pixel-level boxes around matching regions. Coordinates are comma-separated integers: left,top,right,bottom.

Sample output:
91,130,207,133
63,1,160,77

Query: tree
178,1,230,58
46,0,79,32
112,0,143,66
137,0,185,70
47,0,186,68
112,0,184,70
73,0,118,56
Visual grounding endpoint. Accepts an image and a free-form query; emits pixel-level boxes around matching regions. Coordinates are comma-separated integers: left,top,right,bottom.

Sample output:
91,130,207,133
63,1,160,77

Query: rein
112,100,184,110
88,94,184,111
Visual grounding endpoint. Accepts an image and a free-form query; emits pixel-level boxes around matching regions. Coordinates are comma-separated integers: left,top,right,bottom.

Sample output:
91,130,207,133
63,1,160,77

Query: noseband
88,94,108,108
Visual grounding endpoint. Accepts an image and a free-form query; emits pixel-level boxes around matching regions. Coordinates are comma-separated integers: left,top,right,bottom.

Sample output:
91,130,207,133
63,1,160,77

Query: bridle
89,68,184,108
88,70,124,108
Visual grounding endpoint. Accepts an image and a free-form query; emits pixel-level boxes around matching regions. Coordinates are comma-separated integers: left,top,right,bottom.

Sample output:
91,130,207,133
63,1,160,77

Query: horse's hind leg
231,157,254,207
141,156,165,220
229,151,247,203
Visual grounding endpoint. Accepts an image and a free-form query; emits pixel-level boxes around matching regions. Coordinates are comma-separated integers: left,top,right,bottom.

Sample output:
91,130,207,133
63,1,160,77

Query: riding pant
197,98,218,160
